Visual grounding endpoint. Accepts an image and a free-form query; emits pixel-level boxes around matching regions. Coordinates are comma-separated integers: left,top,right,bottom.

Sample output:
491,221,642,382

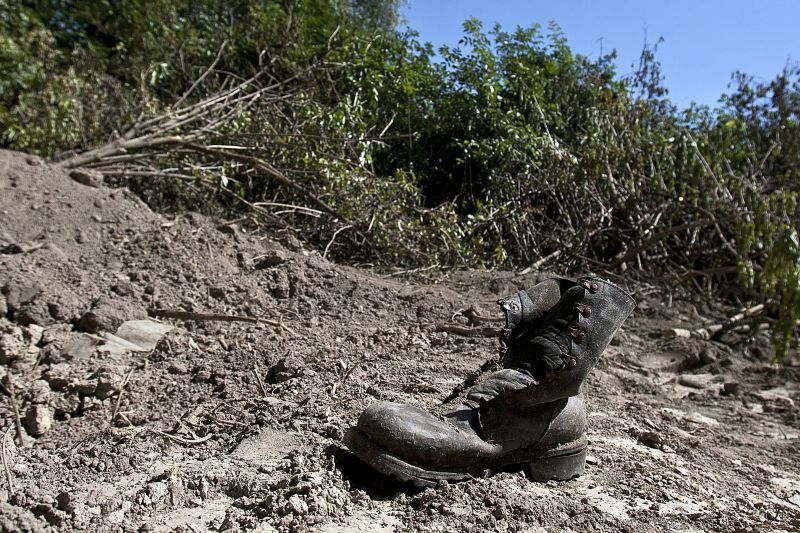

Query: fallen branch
662,303,766,340
149,308,298,337
149,428,213,445
382,264,444,278
181,143,351,225
434,324,501,337
519,250,562,274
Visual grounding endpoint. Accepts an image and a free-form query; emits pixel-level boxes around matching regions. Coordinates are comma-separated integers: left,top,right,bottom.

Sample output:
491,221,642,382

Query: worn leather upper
352,276,633,470
355,392,585,468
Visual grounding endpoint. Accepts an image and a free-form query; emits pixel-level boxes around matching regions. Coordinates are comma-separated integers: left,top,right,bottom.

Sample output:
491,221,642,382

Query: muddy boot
344,277,635,487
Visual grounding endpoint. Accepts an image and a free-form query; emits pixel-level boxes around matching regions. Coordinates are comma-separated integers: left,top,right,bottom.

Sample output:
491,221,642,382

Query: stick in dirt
662,303,765,340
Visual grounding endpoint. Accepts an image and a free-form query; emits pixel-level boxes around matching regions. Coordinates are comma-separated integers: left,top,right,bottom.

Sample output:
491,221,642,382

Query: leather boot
344,277,635,486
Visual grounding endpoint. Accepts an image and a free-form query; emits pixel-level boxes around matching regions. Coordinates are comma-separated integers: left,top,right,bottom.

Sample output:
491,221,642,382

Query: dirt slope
0,149,798,532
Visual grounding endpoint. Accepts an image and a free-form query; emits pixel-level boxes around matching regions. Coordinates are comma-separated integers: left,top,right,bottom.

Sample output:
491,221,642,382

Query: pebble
28,379,51,404
168,363,188,375
256,250,287,268
95,373,120,400
722,382,740,395
286,494,309,516
69,169,104,188
25,404,53,436
193,370,212,383
699,347,716,364
44,363,71,391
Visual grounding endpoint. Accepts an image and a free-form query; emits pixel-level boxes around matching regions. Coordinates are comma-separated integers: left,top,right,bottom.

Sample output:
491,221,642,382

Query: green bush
1,2,797,357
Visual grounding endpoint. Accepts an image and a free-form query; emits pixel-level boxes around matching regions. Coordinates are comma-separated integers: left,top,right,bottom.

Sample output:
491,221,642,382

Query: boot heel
528,448,586,482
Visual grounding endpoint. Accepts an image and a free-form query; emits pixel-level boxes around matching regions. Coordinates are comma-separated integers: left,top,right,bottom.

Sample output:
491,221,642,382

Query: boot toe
354,401,493,468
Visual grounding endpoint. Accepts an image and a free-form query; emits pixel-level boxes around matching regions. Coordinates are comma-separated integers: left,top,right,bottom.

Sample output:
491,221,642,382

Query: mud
0,149,798,532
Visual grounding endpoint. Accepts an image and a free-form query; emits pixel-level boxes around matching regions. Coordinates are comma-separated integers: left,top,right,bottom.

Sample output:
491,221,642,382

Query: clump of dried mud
0,149,798,532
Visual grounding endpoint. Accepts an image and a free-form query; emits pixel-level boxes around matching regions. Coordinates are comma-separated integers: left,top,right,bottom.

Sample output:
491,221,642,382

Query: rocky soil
0,149,798,532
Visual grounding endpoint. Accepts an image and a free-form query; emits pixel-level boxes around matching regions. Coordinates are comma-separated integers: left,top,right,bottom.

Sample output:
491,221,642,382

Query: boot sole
344,428,586,488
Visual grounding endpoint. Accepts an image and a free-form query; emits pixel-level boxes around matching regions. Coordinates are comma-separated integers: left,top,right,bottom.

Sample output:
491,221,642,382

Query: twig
111,368,136,423
149,308,297,337
174,40,228,108
382,264,443,278
252,202,322,218
2,426,13,496
519,250,562,274
331,361,359,398
662,303,766,340
253,368,268,398
0,375,25,447
149,428,213,445
323,225,353,260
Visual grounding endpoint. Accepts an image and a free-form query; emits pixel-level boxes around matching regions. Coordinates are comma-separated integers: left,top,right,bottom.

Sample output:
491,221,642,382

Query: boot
344,277,635,487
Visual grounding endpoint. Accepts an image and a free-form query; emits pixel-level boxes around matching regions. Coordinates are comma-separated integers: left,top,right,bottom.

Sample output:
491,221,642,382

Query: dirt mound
1,149,799,532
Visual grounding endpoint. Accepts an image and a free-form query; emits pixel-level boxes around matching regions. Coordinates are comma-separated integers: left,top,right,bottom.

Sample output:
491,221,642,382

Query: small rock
167,363,188,375
270,271,291,299
167,470,186,508
72,379,97,395
147,482,169,509
255,250,287,268
267,356,302,383
193,370,212,383
79,296,147,333
56,491,76,513
285,494,308,516
28,380,51,404
0,296,7,317
208,286,226,300
236,251,251,269
95,372,120,400
722,382,740,395
24,324,44,347
14,298,53,326
0,325,25,364
111,282,135,297
699,347,716,364
41,323,73,346
677,374,713,389
25,404,53,436
44,363,71,391
69,169,104,188
638,431,663,449
3,282,42,312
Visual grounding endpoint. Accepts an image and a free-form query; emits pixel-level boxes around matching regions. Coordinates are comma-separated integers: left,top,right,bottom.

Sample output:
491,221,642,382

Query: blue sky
402,1,799,109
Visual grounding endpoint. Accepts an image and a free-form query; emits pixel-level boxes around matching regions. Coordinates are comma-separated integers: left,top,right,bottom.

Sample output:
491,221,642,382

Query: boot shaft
496,276,635,408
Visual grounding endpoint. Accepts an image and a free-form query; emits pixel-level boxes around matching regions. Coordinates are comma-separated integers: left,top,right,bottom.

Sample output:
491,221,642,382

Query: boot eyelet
575,304,592,318
568,328,585,344
563,355,577,368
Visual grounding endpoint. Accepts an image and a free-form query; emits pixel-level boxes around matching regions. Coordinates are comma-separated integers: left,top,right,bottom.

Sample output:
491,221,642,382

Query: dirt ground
0,149,798,532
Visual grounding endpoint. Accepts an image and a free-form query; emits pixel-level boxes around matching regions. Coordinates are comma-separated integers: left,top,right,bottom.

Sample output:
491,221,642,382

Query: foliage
0,2,798,357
